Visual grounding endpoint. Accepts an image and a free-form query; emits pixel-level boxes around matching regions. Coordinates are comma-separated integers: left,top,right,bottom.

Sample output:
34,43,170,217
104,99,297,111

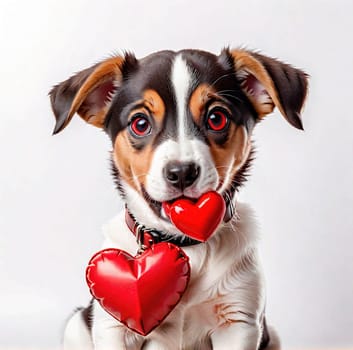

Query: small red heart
163,191,226,242
86,243,190,336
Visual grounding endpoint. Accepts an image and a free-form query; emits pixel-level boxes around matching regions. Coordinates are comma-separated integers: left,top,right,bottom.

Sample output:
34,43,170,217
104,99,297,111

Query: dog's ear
49,55,129,134
230,49,308,129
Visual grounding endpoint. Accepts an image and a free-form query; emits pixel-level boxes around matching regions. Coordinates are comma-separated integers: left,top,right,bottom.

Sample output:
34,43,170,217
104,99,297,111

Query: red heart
86,243,190,336
163,191,226,242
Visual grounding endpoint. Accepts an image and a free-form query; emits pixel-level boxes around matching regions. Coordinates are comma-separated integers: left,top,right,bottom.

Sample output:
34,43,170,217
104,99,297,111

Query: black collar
125,210,202,248
125,190,235,248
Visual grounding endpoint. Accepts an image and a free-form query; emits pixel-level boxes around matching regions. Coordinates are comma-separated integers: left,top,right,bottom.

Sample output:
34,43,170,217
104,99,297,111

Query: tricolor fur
50,48,308,350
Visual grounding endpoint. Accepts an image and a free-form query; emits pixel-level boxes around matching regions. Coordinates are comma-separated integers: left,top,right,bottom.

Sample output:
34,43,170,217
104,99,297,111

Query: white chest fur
93,202,266,349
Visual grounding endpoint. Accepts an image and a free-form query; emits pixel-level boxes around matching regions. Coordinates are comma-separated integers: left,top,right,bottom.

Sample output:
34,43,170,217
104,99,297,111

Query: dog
50,48,308,350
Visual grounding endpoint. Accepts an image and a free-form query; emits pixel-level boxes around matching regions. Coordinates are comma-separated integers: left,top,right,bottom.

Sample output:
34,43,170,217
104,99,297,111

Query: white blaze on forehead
146,54,220,203
171,55,193,145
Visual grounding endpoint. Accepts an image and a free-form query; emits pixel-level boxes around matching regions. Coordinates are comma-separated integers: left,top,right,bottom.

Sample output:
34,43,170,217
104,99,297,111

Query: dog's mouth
141,184,235,227
141,186,198,222
161,195,200,220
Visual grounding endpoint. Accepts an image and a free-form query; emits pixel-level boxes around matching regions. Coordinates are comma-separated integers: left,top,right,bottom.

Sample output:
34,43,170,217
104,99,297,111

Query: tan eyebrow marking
189,84,214,123
189,84,233,126
143,89,165,123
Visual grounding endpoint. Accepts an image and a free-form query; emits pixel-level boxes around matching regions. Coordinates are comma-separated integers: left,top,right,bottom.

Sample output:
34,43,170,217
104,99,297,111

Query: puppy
50,48,308,350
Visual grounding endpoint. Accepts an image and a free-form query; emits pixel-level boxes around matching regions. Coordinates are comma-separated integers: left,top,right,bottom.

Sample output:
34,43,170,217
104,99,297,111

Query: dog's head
50,49,308,234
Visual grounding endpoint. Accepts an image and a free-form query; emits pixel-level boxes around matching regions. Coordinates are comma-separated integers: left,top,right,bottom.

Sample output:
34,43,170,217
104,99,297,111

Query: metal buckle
135,224,148,253
223,190,235,223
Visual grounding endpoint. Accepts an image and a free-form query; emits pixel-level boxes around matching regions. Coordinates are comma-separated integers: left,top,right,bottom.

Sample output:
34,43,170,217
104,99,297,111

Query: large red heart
163,191,226,242
86,242,190,336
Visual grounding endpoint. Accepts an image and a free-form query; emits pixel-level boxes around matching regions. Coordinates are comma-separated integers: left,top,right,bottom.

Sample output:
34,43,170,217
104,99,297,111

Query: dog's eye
206,108,229,132
129,114,152,137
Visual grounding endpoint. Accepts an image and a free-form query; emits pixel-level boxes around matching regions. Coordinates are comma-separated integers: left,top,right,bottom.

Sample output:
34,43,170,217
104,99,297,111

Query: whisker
217,93,243,103
209,72,237,87
215,165,232,169
125,173,149,181
217,89,240,94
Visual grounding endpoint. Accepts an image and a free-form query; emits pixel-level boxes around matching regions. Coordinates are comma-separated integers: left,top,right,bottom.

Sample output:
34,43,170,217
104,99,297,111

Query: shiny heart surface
163,191,226,242
86,243,190,336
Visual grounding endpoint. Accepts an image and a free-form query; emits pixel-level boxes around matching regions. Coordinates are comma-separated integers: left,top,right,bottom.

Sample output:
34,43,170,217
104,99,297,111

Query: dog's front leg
211,322,261,350
142,308,184,350
92,319,144,350
142,329,182,350
92,302,144,350
92,323,126,350
92,302,183,350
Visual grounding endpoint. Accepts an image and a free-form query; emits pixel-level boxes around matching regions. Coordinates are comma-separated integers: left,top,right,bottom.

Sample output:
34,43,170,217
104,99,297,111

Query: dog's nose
164,161,200,191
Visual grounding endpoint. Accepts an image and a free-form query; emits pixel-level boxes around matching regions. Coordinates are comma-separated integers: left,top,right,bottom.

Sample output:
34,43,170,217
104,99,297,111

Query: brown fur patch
231,50,284,118
68,56,124,128
112,89,166,194
113,132,154,192
210,125,250,187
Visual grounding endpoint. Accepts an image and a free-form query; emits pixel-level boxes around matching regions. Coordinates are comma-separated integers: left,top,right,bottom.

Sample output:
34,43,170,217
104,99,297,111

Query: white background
0,0,352,348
